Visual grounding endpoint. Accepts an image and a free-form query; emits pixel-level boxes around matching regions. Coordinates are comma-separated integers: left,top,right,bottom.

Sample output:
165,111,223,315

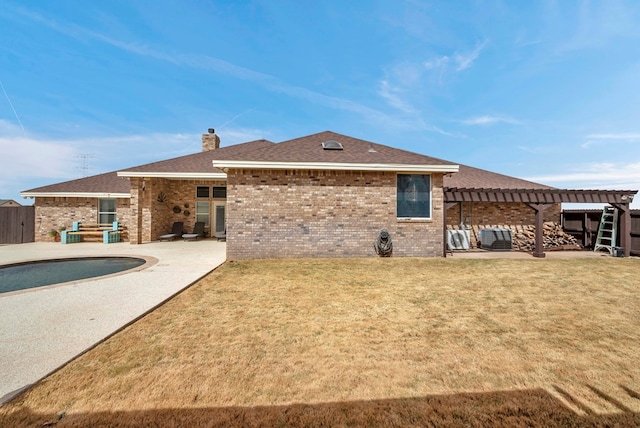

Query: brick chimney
202,128,221,151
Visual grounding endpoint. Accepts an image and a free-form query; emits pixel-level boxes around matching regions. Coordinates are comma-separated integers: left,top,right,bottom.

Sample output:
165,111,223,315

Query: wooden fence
562,209,640,256
0,206,35,244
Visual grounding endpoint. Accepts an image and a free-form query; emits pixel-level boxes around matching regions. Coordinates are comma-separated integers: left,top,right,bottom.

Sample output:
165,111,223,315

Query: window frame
196,186,210,198
98,198,117,224
396,174,432,220
195,201,210,227
212,186,227,199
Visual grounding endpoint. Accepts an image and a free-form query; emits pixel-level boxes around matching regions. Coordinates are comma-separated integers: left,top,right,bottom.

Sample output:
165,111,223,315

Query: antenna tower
77,154,94,177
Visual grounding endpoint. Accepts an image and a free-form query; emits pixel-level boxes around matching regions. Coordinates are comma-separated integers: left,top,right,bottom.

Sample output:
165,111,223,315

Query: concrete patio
0,239,226,405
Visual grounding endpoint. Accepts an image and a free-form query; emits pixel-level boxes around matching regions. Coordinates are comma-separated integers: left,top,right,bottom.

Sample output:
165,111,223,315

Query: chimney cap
208,128,215,134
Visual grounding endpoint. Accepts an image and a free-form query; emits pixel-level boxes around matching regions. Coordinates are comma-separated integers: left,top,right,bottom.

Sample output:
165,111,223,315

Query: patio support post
612,203,631,257
527,203,551,258
444,202,458,257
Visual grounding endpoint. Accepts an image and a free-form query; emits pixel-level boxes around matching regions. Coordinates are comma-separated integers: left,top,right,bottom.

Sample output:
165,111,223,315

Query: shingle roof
212,131,457,166
22,171,131,195
120,139,275,174
21,130,558,196
444,164,554,190
21,139,275,196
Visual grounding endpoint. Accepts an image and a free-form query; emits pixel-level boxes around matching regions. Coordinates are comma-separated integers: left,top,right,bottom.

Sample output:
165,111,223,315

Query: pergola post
612,203,631,257
444,202,458,257
527,203,552,258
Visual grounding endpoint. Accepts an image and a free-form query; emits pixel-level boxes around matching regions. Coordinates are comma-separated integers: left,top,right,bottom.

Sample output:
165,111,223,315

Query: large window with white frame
196,201,210,227
397,174,431,219
98,198,117,224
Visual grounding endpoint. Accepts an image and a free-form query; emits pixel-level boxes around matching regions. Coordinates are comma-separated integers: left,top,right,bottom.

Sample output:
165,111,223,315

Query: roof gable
119,139,275,176
211,131,459,173
21,130,565,197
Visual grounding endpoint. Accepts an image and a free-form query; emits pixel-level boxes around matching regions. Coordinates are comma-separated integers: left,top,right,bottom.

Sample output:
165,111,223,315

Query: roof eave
212,160,459,173
117,172,227,179
20,192,131,199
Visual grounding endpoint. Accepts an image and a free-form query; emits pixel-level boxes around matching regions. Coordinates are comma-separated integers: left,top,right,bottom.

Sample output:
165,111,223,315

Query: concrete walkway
0,240,226,405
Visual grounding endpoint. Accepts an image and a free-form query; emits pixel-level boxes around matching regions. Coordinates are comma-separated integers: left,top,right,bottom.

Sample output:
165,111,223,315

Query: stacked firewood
454,223,582,251
511,222,582,251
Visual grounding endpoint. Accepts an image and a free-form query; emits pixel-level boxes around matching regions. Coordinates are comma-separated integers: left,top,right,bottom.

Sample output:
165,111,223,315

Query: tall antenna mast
77,154,94,177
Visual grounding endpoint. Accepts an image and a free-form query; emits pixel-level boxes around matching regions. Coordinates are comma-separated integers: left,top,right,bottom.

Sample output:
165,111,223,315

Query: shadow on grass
3,387,639,427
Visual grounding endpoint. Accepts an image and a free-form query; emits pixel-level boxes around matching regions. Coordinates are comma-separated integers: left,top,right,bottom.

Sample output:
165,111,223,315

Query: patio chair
213,229,226,241
159,222,183,241
183,222,205,241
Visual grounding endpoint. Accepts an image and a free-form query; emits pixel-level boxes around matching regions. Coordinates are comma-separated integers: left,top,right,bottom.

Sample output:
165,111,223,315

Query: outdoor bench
61,221,124,244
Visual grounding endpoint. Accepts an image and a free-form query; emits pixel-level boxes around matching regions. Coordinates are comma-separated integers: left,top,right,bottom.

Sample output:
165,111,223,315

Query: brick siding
446,201,561,226
33,197,130,242
225,169,446,260
446,201,562,248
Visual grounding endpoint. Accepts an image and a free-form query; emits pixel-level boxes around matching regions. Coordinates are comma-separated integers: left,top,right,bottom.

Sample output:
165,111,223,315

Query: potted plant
47,229,58,241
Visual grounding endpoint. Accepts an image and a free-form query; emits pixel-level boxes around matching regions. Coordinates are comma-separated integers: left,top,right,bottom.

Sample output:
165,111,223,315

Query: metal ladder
594,206,618,255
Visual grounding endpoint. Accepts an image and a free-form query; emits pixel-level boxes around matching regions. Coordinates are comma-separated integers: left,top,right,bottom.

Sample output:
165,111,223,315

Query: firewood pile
452,223,582,251
511,222,582,251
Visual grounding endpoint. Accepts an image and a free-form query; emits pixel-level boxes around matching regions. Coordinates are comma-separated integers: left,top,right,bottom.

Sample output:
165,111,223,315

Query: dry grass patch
2,257,640,426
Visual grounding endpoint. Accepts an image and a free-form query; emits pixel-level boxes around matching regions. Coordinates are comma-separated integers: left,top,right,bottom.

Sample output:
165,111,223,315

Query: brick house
22,130,637,258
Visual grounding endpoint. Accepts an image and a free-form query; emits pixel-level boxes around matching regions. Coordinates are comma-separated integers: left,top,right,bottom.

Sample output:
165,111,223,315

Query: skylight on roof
322,140,343,150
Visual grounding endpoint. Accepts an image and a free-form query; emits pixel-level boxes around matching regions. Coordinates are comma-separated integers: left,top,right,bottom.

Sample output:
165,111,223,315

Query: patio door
213,202,226,235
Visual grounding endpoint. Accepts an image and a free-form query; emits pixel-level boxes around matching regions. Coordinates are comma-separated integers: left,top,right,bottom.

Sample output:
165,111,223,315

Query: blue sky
1,0,639,207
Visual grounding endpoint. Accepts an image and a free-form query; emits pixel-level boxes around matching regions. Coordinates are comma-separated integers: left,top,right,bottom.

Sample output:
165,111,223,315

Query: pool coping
0,255,159,298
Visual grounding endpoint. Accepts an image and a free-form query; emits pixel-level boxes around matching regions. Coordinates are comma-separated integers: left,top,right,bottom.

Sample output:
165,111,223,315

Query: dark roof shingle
444,164,554,190
121,139,275,174
23,171,131,195
21,131,556,195
212,131,457,166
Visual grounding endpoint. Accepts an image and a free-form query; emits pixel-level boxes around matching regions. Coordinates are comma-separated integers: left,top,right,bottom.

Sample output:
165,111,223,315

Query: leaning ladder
594,206,618,255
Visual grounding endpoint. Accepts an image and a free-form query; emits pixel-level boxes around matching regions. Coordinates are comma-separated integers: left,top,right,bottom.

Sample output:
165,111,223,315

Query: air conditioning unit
447,229,471,250
479,228,512,251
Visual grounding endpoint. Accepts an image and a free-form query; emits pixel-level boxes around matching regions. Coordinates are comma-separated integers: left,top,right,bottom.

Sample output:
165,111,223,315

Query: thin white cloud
526,162,640,188
378,80,415,113
557,0,640,53
424,56,450,70
2,126,268,200
454,40,488,71
15,7,425,133
461,115,520,126
423,40,488,83
586,133,640,140
581,132,640,148
0,121,77,181
527,162,640,208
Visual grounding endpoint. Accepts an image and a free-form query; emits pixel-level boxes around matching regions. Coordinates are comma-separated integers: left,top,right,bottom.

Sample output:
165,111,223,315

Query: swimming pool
0,257,147,294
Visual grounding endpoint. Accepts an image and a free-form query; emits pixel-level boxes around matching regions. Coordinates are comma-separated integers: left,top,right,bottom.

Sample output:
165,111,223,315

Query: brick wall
226,169,446,259
446,201,561,226
34,197,130,242
445,201,562,248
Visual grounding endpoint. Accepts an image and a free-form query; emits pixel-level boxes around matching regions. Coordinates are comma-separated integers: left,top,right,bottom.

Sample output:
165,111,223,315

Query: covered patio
444,188,638,258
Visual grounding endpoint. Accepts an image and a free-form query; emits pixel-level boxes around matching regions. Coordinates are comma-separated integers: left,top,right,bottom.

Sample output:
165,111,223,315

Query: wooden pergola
444,188,638,258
